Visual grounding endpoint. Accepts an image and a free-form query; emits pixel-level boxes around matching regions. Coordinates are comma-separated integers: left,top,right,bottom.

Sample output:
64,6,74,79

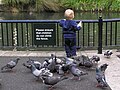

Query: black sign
33,23,56,45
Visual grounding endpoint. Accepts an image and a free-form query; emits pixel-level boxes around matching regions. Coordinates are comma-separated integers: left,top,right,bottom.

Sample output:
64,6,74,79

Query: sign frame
33,23,56,46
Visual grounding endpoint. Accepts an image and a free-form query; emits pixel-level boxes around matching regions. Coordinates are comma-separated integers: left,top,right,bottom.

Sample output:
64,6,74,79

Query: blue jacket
59,19,81,38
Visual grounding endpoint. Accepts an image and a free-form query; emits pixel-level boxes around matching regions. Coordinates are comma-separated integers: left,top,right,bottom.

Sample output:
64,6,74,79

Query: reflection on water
0,12,120,20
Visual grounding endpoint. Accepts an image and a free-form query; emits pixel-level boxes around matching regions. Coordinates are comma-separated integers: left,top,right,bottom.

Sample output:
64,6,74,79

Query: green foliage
35,0,61,12
110,0,120,11
3,0,18,6
2,0,30,7
60,0,120,12
2,0,120,12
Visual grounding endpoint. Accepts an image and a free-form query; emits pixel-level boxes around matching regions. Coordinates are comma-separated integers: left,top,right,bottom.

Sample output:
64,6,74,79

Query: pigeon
27,58,42,70
64,56,87,79
1,58,20,72
64,57,77,66
0,78,2,85
89,55,100,68
78,55,93,68
55,64,66,75
104,50,113,58
40,68,53,78
46,55,58,73
42,55,65,74
46,54,64,64
30,64,53,80
23,58,42,71
90,55,100,63
60,57,78,75
69,64,88,80
96,63,108,88
78,55,100,68
42,59,50,68
28,64,40,78
41,75,68,90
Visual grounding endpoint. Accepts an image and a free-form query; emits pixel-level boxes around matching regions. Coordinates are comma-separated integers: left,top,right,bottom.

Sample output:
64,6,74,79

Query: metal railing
0,17,120,53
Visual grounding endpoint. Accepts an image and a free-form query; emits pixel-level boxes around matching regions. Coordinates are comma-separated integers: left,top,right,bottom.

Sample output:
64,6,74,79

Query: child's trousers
64,38,76,57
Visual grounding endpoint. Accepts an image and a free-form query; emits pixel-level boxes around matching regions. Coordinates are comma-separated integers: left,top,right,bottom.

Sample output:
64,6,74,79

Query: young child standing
59,9,82,58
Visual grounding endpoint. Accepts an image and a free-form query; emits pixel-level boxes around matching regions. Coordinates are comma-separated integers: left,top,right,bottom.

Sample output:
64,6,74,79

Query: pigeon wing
7,61,16,68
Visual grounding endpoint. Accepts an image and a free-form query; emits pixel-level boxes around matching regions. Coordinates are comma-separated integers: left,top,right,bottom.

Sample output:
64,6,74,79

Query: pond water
0,12,120,20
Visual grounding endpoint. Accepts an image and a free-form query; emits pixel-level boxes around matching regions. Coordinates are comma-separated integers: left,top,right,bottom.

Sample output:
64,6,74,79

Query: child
59,9,82,58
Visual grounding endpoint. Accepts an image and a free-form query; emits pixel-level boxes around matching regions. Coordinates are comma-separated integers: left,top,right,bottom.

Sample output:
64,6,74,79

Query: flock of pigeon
0,50,113,90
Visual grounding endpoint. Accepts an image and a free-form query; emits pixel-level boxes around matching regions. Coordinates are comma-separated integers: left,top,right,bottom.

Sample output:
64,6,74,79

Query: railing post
98,16,103,54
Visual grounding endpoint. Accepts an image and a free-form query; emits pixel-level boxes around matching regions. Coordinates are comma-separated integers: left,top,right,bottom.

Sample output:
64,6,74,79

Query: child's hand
77,21,82,27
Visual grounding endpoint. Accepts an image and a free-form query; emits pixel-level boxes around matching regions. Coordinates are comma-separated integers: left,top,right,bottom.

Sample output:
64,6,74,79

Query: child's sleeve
59,19,65,27
72,21,81,30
